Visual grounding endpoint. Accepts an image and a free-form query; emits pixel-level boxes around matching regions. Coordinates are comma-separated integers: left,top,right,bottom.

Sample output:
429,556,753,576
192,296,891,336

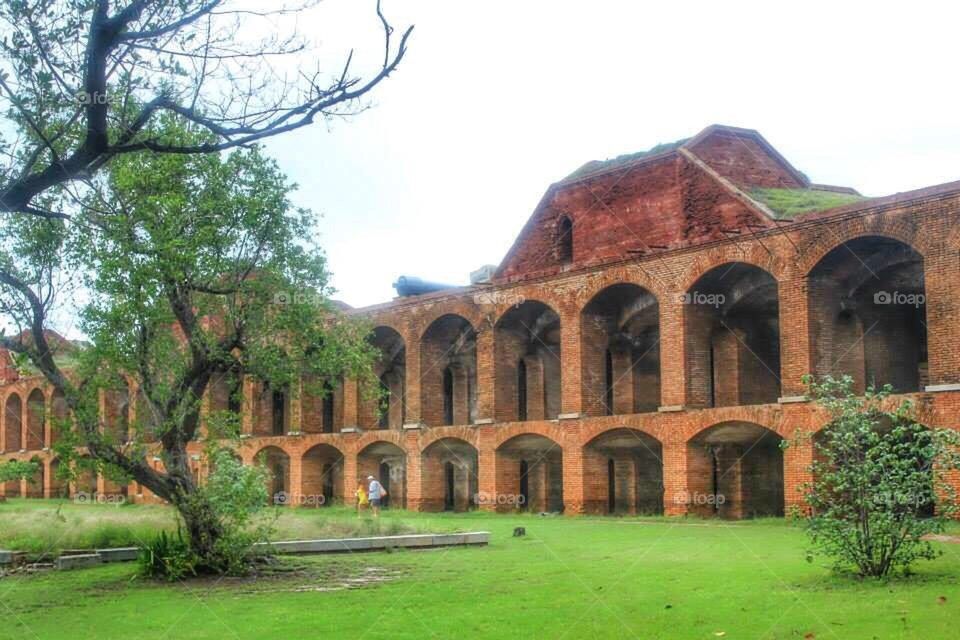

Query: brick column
661,430,689,516
241,375,255,436
477,426,497,511
43,391,53,449
289,376,303,432
779,277,812,397
342,378,359,428
560,305,582,416
342,448,358,508
924,242,960,386
562,441,585,514
288,446,303,505
476,328,495,421
659,296,687,408
404,431,423,510
404,332,422,424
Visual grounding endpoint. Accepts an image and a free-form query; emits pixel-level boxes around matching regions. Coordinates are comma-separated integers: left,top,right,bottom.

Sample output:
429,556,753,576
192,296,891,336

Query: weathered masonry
3,125,960,519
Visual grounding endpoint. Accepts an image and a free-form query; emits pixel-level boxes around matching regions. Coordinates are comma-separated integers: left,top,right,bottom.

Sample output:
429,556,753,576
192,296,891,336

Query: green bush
800,375,960,577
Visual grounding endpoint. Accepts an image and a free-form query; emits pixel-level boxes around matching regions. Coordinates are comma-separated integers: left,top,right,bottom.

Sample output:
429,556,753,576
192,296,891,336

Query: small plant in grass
138,529,197,581
800,375,960,578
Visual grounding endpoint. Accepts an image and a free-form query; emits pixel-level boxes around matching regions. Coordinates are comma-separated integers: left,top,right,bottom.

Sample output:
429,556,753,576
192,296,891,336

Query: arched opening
271,389,286,436
4,394,22,452
420,437,479,512
581,284,661,416
495,302,562,422
808,237,927,393
302,444,344,507
4,458,20,497
74,458,98,496
49,458,68,498
358,441,407,509
557,215,573,264
50,389,68,447
26,389,45,450
687,422,784,519
420,315,476,427
256,446,290,505
26,456,44,498
361,327,406,430
584,428,664,515
104,381,130,444
496,433,564,513
303,376,342,434
684,263,781,408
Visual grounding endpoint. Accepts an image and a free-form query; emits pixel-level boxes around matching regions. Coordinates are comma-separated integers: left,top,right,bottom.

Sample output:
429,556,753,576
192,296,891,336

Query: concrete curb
43,532,489,570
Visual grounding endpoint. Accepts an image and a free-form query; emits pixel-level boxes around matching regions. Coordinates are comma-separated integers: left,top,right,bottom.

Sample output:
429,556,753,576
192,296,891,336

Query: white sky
265,0,960,309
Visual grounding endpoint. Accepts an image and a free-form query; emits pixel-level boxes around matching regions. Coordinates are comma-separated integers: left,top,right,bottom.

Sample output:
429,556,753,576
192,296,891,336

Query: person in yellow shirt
355,483,369,515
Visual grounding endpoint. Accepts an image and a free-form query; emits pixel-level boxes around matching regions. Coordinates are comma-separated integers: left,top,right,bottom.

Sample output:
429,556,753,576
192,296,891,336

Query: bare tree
0,0,412,218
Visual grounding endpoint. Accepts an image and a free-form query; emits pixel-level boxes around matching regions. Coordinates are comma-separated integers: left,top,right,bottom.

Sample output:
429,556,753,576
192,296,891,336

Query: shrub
800,375,960,577
138,529,197,581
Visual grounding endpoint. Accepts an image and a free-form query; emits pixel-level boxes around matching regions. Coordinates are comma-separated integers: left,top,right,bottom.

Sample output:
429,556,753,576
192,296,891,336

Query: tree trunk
172,492,226,569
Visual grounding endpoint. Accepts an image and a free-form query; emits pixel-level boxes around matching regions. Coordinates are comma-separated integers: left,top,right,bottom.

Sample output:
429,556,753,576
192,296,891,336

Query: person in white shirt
367,475,386,517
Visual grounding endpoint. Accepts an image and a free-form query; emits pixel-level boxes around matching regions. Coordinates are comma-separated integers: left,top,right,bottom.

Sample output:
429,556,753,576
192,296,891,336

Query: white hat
367,475,375,480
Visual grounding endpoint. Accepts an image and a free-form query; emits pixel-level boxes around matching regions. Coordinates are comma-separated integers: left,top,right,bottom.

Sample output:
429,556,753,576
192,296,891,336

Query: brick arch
251,443,294,460
355,431,406,456
414,304,484,340
678,245,785,293
302,441,346,459
419,426,479,452
491,297,561,329
580,422,664,448
797,219,923,277
683,415,788,443
493,422,568,450
575,270,665,311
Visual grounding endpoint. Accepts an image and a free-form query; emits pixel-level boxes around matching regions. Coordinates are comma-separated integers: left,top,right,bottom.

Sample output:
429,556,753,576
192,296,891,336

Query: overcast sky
262,0,960,309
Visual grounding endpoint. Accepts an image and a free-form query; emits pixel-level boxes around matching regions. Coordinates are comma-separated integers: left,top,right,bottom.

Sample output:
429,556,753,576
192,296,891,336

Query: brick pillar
476,327,494,421
289,376,303,432
525,355,546,421
779,278,812,396
661,432,689,516
659,295,687,408
43,391,53,449
612,348,635,415
241,375,255,436
43,458,52,498
404,332,422,424
288,446,303,505
342,378,359,428
924,243,960,386
404,431,423,510
783,429,813,515
477,428,497,512
712,327,742,407
342,446,358,508
562,443,585,514
560,306,582,416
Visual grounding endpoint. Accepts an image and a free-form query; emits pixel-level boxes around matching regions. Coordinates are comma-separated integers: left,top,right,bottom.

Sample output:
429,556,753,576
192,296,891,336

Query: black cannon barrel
393,276,457,297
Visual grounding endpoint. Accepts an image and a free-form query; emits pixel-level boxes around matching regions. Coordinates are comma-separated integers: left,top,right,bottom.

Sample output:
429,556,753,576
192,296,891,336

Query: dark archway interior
581,285,660,416
421,316,476,427
584,428,664,515
256,446,290,505
496,434,563,513
361,326,406,430
685,264,781,407
421,438,478,512
687,422,784,519
302,444,344,506
358,441,407,509
495,302,562,422
809,237,927,393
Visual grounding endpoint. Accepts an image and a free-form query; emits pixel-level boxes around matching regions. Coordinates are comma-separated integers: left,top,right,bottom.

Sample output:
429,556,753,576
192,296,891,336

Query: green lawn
2,503,959,639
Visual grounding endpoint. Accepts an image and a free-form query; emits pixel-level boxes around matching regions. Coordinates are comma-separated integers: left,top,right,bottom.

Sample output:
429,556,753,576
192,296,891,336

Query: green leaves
802,375,960,577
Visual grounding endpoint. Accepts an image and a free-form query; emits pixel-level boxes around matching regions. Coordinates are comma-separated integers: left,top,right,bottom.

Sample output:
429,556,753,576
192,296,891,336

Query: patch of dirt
183,559,410,595
922,534,960,544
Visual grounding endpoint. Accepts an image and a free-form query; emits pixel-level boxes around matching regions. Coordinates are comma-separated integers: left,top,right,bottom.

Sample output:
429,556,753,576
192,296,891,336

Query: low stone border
11,532,490,571
258,532,490,555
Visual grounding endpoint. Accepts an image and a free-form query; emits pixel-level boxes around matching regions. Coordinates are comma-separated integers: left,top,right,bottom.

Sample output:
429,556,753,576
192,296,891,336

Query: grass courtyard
1,500,959,639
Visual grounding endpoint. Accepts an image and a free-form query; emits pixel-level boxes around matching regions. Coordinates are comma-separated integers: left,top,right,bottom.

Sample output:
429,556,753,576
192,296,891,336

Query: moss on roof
563,138,690,181
750,187,867,219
